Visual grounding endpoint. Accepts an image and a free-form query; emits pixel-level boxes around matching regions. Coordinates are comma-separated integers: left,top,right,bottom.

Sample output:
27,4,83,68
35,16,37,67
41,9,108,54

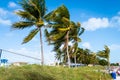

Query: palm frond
22,28,39,44
44,29,51,44
58,27,70,31
12,21,34,29
49,32,66,41
49,23,62,28
15,10,37,21
72,37,81,42
19,0,40,18
44,29,49,38
44,5,70,23
31,0,46,17
44,11,54,22
55,49,63,60
79,27,85,36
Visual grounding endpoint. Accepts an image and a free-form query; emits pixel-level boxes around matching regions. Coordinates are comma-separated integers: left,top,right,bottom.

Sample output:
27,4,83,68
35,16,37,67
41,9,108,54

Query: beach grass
0,64,112,80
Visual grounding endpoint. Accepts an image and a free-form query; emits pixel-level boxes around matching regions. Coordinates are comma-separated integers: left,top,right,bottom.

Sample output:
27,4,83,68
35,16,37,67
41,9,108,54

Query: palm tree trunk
108,56,110,70
74,47,78,67
39,28,44,65
66,31,70,68
74,54,77,67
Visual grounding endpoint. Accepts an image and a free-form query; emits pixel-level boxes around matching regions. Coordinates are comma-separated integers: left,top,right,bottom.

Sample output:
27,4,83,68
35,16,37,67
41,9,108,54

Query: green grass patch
0,65,112,80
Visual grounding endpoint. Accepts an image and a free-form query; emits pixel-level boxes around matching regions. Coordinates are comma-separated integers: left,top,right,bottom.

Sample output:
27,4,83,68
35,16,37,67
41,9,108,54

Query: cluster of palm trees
12,0,110,67
66,45,110,67
11,0,84,67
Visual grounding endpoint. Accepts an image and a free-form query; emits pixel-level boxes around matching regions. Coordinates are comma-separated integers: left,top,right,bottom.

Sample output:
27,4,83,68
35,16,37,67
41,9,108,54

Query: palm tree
104,45,110,68
89,52,98,65
83,49,91,65
97,45,110,67
44,5,71,67
76,48,84,63
55,49,64,64
69,22,84,66
12,0,46,65
45,5,84,68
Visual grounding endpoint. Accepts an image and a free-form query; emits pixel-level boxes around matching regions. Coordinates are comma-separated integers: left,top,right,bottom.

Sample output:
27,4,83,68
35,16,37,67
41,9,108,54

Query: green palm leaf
15,10,37,21
79,27,85,36
12,21,34,29
22,28,39,44
30,0,46,17
44,11,54,22
19,0,39,18
44,5,70,23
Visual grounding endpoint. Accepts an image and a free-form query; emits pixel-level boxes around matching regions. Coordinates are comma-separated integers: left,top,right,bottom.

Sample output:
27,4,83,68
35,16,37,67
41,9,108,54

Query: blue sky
0,0,120,64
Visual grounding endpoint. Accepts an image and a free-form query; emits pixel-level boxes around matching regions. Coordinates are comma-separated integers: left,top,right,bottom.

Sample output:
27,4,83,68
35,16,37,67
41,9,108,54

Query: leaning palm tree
104,45,110,68
45,5,84,68
66,22,84,67
46,5,83,67
12,0,46,65
45,5,71,67
69,22,84,66
97,45,110,68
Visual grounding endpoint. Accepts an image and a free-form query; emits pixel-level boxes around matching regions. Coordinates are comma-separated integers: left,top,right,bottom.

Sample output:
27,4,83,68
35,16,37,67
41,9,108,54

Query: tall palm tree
45,5,71,67
45,5,84,68
69,22,84,66
12,0,46,65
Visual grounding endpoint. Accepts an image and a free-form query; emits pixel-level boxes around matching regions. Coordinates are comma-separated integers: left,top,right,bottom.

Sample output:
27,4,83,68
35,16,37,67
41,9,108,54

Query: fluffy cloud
8,2,17,8
82,17,109,31
110,15,120,28
0,8,13,26
0,18,12,25
81,12,120,31
0,8,8,16
82,42,91,49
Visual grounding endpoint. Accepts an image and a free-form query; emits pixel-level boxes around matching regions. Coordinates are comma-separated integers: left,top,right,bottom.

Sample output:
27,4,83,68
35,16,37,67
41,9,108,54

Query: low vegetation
0,65,112,80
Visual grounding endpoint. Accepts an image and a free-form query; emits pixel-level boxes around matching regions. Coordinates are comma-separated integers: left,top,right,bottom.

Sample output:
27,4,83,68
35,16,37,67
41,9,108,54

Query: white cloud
82,17,109,31
109,44,120,50
82,42,91,49
0,8,12,26
110,15,120,28
0,18,12,25
0,8,8,16
81,11,120,31
8,2,17,8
